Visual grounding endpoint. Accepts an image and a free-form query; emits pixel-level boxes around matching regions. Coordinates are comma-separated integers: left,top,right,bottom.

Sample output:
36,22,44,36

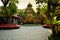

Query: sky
0,0,37,10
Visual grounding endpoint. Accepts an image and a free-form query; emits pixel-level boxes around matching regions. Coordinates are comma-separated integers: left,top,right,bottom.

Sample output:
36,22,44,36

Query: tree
0,0,18,23
36,0,60,24
0,0,18,17
45,0,60,36
7,2,17,17
35,0,60,36
17,9,24,17
35,0,43,16
1,0,9,9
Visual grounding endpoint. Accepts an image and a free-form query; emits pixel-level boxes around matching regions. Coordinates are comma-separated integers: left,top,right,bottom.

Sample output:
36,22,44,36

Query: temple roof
25,3,35,15
27,3,32,7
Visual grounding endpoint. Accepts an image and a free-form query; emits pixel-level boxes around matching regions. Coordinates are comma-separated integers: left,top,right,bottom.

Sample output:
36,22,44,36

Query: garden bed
0,24,20,29
43,24,52,28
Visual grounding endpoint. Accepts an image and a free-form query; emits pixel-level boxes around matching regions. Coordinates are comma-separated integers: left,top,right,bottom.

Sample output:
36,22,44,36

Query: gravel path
0,25,52,40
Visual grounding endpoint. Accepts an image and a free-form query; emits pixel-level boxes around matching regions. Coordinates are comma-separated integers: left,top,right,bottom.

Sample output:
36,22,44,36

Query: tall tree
36,0,60,24
1,0,9,9
35,0,43,16
35,0,60,36
1,0,18,23
1,0,18,10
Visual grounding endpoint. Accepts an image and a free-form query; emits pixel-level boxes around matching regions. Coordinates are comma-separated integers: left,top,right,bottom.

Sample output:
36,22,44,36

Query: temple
22,3,35,24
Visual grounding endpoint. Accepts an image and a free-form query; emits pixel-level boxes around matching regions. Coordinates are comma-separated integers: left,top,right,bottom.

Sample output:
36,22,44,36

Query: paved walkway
0,25,52,40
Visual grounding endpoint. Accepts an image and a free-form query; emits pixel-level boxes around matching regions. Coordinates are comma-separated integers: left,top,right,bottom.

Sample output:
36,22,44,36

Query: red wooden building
0,13,20,29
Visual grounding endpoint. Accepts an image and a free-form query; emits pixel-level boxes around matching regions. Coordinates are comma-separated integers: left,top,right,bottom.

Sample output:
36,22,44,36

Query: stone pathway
0,25,52,40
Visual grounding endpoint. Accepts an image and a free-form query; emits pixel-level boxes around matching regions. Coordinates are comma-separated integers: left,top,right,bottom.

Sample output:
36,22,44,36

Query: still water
0,25,52,40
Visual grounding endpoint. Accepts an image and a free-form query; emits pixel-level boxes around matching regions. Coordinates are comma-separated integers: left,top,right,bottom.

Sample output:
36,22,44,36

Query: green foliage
35,0,60,24
35,0,41,16
0,0,18,17
7,2,17,16
36,7,40,16
40,5,47,14
17,9,23,16
10,0,19,3
36,0,42,4
17,9,24,17
0,0,18,23
0,6,3,12
36,0,48,4
1,2,17,17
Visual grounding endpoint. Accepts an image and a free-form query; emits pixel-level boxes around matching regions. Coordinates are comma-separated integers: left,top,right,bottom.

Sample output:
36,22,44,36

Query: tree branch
1,0,10,6
56,3,60,7
1,0,4,4
5,0,10,5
